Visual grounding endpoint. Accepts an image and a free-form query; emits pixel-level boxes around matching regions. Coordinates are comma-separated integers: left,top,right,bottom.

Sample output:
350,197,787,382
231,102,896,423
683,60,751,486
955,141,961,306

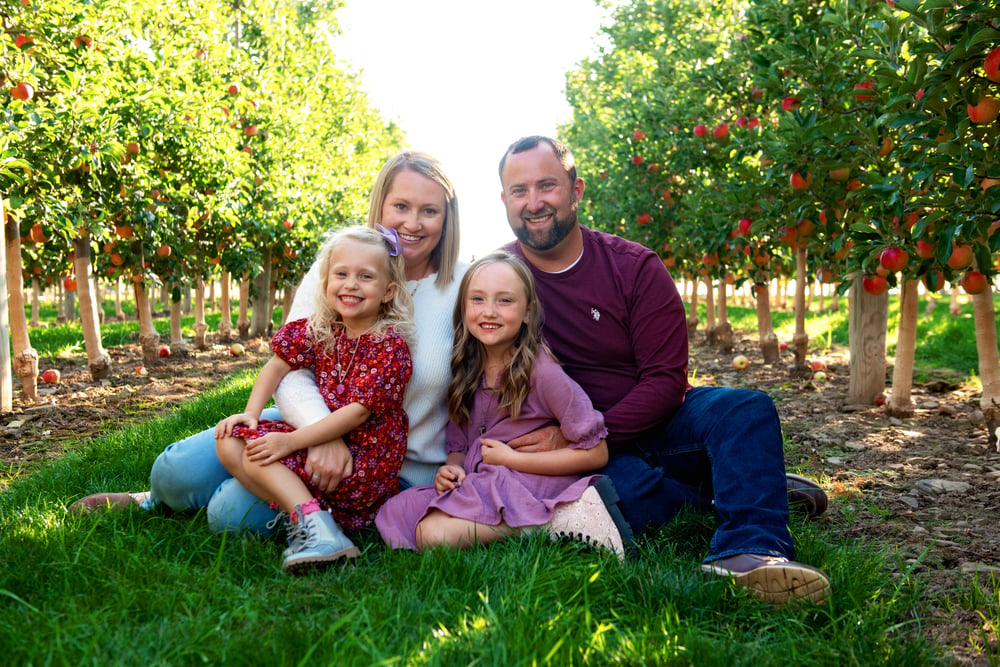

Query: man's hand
506,425,568,453
304,439,353,494
434,464,466,494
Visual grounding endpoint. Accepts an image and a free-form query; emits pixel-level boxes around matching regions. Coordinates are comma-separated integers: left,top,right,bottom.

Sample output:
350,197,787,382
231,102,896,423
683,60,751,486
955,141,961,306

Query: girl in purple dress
375,252,632,557
215,225,414,573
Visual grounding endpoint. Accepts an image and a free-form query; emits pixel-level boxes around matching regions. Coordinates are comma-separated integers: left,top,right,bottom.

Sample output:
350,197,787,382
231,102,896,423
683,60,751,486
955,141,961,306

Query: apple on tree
712,123,730,140
790,170,812,190
967,96,1000,124
960,270,989,295
879,247,909,273
9,82,33,102
693,124,708,138
862,274,888,296
986,46,1000,83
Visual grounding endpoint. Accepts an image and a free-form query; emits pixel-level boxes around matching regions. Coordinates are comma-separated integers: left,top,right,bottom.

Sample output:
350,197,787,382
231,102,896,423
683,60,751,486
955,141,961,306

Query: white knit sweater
274,261,467,487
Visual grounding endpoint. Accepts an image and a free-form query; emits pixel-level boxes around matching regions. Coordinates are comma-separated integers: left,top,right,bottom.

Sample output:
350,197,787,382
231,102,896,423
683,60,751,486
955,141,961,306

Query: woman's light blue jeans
147,407,282,535
599,386,794,563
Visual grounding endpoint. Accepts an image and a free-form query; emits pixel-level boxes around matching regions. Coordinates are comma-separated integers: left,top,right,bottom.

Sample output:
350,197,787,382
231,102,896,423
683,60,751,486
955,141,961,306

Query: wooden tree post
715,279,733,352
686,273,699,338
703,275,716,344
280,285,295,328
131,241,161,365
847,273,888,405
755,279,780,364
249,247,272,338
792,246,809,370
4,203,39,404
218,270,234,341
169,281,190,356
193,275,208,349
887,278,918,417
238,274,250,339
972,286,1000,451
72,236,113,380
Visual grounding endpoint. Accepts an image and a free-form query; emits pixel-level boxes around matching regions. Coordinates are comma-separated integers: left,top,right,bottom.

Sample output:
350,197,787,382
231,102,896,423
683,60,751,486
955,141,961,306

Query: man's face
500,144,583,253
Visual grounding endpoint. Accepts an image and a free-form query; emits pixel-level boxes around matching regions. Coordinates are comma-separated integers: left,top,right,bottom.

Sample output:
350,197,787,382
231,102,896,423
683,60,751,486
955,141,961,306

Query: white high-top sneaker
282,506,361,574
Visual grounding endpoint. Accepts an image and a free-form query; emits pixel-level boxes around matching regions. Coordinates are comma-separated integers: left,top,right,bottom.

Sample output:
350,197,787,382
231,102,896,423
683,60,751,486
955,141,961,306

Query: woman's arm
480,438,608,476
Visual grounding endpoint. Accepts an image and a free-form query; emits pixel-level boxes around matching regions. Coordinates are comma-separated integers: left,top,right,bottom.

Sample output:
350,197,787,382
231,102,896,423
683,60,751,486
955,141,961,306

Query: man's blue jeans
146,407,282,535
599,386,794,563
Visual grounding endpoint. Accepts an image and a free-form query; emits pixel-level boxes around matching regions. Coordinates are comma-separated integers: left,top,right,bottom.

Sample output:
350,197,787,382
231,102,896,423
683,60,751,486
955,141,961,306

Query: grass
3,292,997,664
0,371,939,664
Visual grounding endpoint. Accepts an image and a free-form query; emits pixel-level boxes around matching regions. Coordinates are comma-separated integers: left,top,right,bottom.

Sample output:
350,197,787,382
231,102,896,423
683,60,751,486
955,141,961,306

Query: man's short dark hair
499,136,577,185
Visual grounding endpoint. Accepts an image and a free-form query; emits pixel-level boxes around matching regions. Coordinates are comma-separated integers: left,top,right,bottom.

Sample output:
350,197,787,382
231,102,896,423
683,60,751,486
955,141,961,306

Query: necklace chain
334,328,363,395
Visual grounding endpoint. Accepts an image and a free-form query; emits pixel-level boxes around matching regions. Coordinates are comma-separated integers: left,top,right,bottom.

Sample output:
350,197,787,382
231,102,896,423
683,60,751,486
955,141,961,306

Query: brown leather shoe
702,553,831,604
786,473,828,518
68,491,150,515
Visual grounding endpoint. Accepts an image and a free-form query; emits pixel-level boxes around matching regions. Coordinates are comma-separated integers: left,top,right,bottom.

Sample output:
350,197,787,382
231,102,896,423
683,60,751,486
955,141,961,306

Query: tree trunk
169,282,190,357
887,279,918,417
3,201,35,409
249,248,273,338
755,280,780,364
238,274,250,339
792,247,809,370
972,287,1000,451
209,278,216,312
686,275,699,338
219,270,234,341
715,279,733,352
61,285,75,323
193,275,208,349
949,284,961,315
182,284,192,316
131,240,161,365
703,275,716,344
847,273,888,405
72,236,113,380
92,272,104,324
114,275,125,321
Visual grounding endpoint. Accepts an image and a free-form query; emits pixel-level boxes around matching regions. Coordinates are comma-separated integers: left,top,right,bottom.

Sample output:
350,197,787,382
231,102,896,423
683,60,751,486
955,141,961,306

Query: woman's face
379,169,447,280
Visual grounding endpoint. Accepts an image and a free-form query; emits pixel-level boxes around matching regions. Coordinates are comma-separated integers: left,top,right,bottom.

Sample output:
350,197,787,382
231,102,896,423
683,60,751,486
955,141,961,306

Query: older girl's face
379,169,447,281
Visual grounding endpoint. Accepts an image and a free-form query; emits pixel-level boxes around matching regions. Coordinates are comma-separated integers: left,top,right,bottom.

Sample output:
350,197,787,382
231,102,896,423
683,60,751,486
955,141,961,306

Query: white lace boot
544,477,634,560
282,505,361,574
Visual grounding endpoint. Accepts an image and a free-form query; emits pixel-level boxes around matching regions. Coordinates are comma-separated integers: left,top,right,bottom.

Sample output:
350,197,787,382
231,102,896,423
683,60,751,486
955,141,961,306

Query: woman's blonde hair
366,150,461,289
447,251,551,424
308,226,415,350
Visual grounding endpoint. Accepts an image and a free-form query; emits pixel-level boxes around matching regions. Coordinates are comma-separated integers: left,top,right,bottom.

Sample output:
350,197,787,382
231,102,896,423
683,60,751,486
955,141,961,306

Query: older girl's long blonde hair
307,226,415,350
447,251,551,425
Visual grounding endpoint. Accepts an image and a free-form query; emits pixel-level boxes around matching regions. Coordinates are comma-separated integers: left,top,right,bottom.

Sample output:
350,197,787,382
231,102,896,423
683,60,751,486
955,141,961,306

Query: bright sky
330,0,610,262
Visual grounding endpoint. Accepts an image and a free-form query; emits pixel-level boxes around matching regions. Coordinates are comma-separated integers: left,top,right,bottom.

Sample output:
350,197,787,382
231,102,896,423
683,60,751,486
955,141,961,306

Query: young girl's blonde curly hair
307,226,415,351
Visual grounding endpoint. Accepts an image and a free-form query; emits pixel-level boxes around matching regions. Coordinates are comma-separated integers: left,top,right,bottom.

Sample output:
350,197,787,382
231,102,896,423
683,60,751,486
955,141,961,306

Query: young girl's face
325,238,396,333
463,262,530,357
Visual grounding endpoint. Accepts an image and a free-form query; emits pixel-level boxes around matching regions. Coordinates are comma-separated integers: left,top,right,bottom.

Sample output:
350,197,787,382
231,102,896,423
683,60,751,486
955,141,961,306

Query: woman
71,151,466,536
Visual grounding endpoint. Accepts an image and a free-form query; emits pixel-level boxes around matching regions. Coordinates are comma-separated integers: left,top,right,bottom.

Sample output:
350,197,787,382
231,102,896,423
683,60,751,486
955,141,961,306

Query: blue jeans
147,407,282,536
600,386,793,563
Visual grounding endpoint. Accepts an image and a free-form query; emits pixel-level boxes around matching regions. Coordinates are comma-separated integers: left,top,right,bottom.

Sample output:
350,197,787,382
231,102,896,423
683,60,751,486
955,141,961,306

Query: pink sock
299,498,322,515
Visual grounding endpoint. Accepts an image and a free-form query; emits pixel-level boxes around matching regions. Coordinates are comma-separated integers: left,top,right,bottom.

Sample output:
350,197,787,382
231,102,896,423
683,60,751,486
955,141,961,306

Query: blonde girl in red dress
215,225,413,573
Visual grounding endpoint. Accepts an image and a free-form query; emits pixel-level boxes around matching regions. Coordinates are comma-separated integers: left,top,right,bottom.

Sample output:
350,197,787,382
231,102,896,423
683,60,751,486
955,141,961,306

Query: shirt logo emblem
591,308,601,321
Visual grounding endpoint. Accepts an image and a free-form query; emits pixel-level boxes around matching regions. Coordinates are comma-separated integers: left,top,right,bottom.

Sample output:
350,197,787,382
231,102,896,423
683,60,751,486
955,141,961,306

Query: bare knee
215,437,244,474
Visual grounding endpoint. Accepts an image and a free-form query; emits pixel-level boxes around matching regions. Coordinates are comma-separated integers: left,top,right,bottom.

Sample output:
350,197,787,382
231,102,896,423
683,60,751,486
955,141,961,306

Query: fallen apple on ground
41,369,61,383
732,354,749,370
230,343,245,357
158,346,171,358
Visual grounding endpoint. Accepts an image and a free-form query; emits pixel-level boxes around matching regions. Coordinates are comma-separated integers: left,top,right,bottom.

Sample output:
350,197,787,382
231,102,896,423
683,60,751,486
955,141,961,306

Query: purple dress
375,352,607,549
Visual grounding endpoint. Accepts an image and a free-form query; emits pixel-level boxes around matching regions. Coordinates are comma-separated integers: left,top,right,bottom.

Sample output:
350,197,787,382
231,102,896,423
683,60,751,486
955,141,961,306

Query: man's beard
513,204,578,252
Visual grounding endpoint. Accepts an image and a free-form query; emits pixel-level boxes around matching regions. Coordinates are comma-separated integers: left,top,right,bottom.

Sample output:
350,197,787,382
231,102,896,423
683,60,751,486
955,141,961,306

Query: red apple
9,81,33,102
41,369,61,384
244,124,258,136
693,124,708,138
636,213,651,225
126,142,140,155
946,243,974,270
781,97,801,112
228,83,240,96
135,365,148,377
737,217,753,235
810,359,827,372
156,244,172,257
712,123,730,140
229,343,245,357
779,341,788,351
968,97,1000,124
282,219,293,230
735,117,749,128
873,392,887,406
63,277,77,292
828,167,850,181
915,239,936,260
29,222,45,243
158,346,171,358
15,34,33,49
854,81,875,101
73,35,92,49
631,155,644,165
633,130,646,140
960,270,989,295
986,46,1000,83
879,247,909,272
862,274,888,295
790,170,812,190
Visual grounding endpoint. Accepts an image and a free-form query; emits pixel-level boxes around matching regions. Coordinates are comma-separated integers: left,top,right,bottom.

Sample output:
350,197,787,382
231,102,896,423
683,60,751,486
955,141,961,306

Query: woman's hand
434,464,466,494
244,431,299,465
506,425,568,453
304,438,354,493
215,412,256,440
480,438,515,466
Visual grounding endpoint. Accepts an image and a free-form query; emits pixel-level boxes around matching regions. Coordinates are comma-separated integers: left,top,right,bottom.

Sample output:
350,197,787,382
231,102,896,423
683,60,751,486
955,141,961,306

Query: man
499,135,830,605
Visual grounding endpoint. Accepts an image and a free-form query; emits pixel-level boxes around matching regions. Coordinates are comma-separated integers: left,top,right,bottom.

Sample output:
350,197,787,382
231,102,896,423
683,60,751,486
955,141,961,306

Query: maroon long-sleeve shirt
506,227,690,447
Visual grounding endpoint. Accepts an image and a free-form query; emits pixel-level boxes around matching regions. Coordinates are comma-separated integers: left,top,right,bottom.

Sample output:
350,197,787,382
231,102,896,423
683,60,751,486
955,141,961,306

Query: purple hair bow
376,224,402,257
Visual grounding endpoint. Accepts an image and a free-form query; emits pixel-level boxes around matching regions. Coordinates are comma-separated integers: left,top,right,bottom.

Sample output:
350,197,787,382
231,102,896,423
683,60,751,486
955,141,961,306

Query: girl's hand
244,431,299,465
434,464,466,494
480,438,515,466
215,413,257,440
